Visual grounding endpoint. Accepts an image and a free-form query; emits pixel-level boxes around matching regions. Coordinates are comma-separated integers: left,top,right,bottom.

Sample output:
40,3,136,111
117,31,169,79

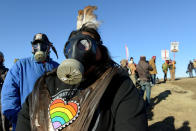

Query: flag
125,45,129,60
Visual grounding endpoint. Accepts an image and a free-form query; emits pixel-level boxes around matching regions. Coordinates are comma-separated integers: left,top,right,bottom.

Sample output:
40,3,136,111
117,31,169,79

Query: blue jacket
1,57,59,129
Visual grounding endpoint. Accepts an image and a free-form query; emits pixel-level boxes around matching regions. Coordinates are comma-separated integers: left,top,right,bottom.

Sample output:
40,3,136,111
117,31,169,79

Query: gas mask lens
77,39,91,51
32,43,48,51
32,44,39,49
64,39,91,58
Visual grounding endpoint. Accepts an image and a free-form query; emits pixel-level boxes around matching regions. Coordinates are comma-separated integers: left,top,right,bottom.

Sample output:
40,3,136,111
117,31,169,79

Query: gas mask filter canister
57,59,84,85
34,51,47,62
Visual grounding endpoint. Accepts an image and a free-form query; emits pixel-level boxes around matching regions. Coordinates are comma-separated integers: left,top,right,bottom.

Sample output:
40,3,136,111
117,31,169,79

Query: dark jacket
188,62,194,72
136,57,153,82
16,68,148,131
0,64,9,131
0,64,8,95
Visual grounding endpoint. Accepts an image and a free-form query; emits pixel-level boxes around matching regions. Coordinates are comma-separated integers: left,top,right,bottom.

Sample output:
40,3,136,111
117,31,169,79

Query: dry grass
148,77,196,131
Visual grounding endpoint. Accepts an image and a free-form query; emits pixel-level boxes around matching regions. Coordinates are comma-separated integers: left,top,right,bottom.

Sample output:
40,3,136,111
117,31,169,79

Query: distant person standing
128,57,137,86
187,61,194,78
169,59,176,81
193,59,196,76
162,60,169,82
120,59,129,72
136,56,153,107
149,56,157,85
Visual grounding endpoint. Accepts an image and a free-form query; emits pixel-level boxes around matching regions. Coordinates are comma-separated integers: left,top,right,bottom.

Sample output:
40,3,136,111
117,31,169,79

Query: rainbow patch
49,98,80,130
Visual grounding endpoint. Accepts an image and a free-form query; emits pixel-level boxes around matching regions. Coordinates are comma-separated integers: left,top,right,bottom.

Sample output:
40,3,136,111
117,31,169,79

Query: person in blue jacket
1,33,59,130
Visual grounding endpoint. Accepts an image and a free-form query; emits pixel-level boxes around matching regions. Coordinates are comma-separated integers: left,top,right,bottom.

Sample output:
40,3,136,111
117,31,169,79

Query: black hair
79,25,101,42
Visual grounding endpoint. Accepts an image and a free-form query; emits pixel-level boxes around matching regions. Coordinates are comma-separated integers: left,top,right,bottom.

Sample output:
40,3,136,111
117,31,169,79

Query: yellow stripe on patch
50,107,74,120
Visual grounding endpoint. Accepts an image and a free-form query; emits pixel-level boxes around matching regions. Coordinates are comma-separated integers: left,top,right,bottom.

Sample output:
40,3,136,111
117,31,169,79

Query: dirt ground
147,77,196,131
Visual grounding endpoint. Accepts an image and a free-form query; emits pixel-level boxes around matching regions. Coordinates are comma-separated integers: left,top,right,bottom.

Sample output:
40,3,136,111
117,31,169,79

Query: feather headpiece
77,6,100,30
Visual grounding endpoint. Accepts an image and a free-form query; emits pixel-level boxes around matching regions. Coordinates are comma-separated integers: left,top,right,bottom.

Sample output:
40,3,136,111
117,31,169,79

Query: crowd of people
119,56,196,114
120,57,178,85
120,56,179,109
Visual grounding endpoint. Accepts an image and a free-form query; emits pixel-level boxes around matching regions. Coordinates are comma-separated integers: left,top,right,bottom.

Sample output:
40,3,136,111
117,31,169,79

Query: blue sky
0,0,196,79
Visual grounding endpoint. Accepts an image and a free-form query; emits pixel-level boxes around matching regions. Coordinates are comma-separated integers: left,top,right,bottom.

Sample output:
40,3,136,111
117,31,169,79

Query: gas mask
57,33,98,85
32,42,49,62
31,33,58,62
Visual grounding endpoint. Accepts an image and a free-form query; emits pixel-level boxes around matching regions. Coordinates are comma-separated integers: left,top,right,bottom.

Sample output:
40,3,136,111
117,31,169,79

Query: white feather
77,10,84,30
77,6,100,30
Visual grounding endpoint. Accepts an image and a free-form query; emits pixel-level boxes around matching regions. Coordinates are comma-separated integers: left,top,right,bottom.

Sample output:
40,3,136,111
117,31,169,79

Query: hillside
148,77,196,131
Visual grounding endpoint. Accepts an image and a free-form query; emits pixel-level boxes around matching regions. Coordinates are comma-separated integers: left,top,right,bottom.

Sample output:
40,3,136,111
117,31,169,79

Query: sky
0,0,196,79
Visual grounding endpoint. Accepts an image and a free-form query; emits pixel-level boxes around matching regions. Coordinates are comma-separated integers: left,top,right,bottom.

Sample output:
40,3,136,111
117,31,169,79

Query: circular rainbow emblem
49,98,80,130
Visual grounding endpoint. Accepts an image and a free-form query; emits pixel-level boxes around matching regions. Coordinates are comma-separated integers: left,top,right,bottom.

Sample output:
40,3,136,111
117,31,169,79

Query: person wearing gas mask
1,33,59,131
16,6,148,131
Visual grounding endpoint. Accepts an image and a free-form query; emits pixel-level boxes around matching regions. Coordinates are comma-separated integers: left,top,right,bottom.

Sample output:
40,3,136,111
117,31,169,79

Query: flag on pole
125,45,129,60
